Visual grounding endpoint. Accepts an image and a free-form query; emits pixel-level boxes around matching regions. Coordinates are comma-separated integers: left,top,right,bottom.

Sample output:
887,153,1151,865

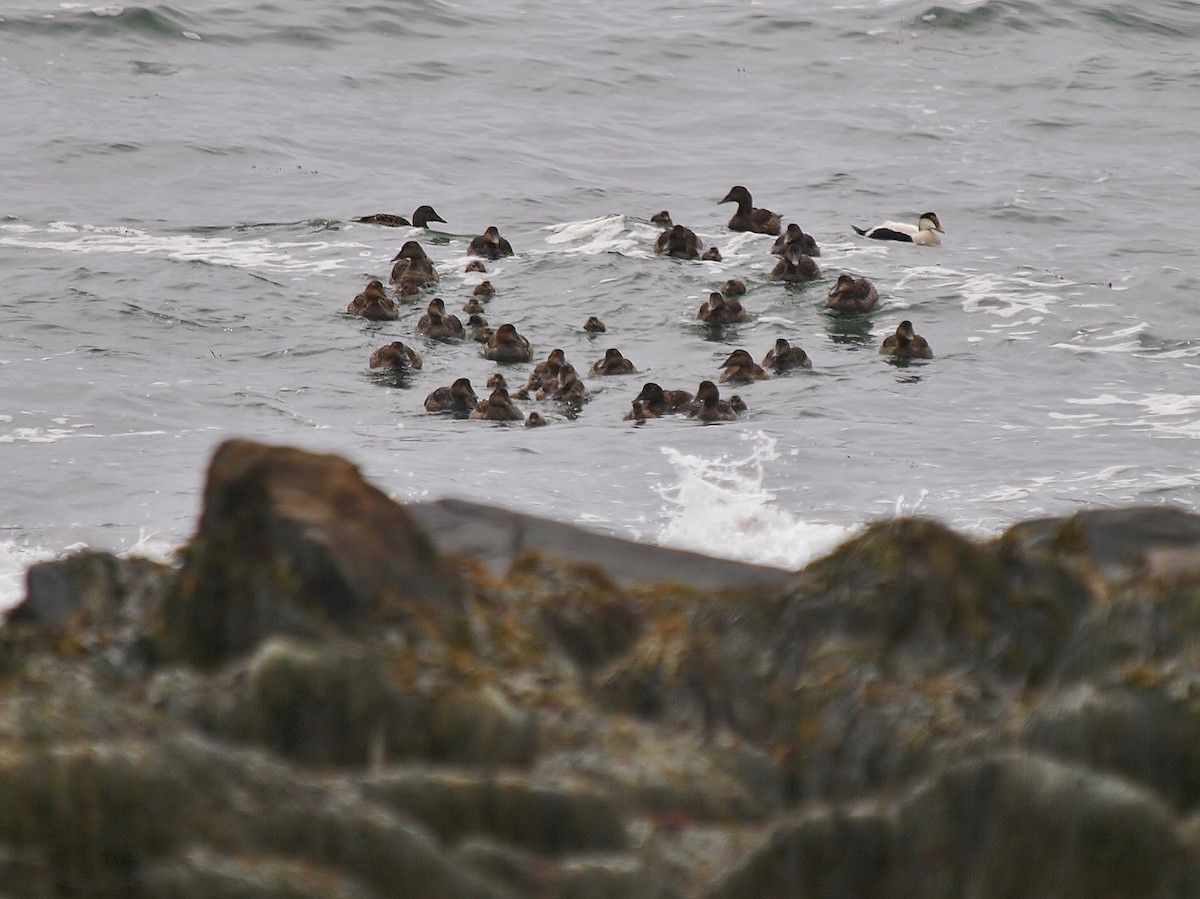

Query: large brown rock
160,439,467,666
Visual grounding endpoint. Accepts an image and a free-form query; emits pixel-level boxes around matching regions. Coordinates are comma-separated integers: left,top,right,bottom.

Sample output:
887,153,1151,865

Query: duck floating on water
470,386,524,421
355,205,446,228
416,297,464,341
590,347,637,376
633,382,694,416
826,274,879,315
484,322,533,363
719,349,770,385
880,320,934,360
689,380,741,422
762,338,812,373
424,377,477,414
853,212,944,246
720,185,782,236
368,340,422,372
770,223,821,258
389,240,440,293
654,223,704,260
650,210,673,227
583,316,607,333
346,279,398,321
698,292,746,326
468,226,515,260
770,244,822,283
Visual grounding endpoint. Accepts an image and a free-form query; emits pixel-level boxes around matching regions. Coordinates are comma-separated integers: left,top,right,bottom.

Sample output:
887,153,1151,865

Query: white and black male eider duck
880,320,934,360
356,205,447,228
720,185,782,236
853,212,944,246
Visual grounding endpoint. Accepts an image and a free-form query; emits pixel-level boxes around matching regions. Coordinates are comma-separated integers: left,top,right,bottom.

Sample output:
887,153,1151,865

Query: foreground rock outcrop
5,439,1200,898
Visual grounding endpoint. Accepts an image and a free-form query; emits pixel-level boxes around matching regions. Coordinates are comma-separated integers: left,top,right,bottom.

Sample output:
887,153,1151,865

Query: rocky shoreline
4,438,1200,898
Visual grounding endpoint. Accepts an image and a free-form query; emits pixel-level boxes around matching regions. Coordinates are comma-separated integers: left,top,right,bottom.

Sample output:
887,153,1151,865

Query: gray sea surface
3,0,1199,592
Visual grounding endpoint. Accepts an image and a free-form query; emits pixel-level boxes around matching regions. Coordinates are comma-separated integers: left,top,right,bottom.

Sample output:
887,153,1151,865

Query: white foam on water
0,223,364,274
653,432,856,570
542,215,652,256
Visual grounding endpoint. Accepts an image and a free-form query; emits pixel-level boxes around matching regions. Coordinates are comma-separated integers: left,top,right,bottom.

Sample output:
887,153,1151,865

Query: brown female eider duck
520,348,566,397
355,205,447,228
762,338,812,372
826,274,879,314
634,382,694,416
470,387,524,421
719,349,770,385
583,316,607,333
654,223,704,260
689,380,740,422
346,279,398,321
770,223,821,257
590,348,637,376
415,297,464,341
540,362,588,403
721,279,746,298
720,185,782,236
389,240,440,292
770,244,822,284
424,377,478,413
368,340,422,372
484,322,533,363
853,212,944,246
467,226,515,260
880,320,934,359
698,292,746,326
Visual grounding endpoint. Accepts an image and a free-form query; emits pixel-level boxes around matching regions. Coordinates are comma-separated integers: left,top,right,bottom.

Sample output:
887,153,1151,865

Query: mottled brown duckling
540,362,588,403
519,348,566,397
623,399,658,422
346,279,398,321
634,382,694,416
770,223,821,258
368,340,422,372
470,386,524,421
880,320,934,360
721,279,746,298
590,348,637,376
583,315,607,333
525,412,548,428
467,312,489,329
698,292,746,326
770,244,822,283
416,297,464,341
720,185,781,236
689,380,740,422
463,297,486,315
826,274,879,314
487,373,508,390
468,225,515,259
719,348,770,384
465,259,487,274
424,377,477,413
702,246,723,262
650,210,673,227
762,338,812,372
473,280,496,298
484,322,533,363
389,240,440,291
356,205,447,228
654,223,704,260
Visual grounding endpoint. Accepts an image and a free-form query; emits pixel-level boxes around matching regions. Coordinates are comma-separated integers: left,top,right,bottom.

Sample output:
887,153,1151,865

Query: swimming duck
623,399,657,423
389,241,440,291
540,362,588,403
689,380,740,422
520,348,566,397
468,226,515,260
346,279,398,321
650,210,673,227
465,260,487,274
698,292,746,326
654,223,704,260
470,386,524,421
880,320,934,360
590,348,637,376
484,322,533,363
720,185,782,236
415,297,464,341
525,412,548,428
770,223,821,258
473,280,496,298
424,377,478,414
368,340,422,372
355,205,447,229
487,373,508,390
762,338,812,372
826,274,879,314
634,382,694,416
463,296,486,315
583,316,607,333
853,212,944,246
719,349,770,384
770,244,822,283
701,246,723,262
721,279,747,298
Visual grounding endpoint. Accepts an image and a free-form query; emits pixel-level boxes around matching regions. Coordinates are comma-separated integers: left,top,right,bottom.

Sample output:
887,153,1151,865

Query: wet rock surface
4,439,1200,897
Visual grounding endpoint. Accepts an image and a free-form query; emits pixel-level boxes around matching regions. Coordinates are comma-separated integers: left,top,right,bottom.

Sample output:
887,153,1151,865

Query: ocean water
4,0,1200,611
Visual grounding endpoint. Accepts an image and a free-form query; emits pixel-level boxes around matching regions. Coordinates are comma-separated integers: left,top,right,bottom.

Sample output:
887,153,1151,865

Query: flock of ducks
346,189,943,426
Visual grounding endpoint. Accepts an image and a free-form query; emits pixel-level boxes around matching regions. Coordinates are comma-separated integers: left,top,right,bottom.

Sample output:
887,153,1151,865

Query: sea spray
654,431,854,570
